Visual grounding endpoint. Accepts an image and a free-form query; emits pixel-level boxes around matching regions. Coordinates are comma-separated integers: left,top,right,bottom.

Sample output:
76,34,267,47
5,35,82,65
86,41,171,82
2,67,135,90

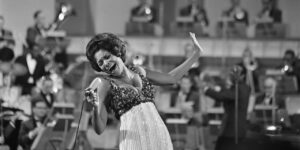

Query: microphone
84,78,102,94
231,65,243,82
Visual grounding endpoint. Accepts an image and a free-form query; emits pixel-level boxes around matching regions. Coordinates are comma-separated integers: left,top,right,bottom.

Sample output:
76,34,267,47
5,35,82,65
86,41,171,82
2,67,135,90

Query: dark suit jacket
205,82,250,138
25,25,43,49
170,90,200,112
1,119,21,150
260,8,282,23
268,8,282,23
130,5,157,23
223,7,249,25
179,5,209,26
14,54,46,95
18,117,39,150
255,93,285,109
40,92,55,108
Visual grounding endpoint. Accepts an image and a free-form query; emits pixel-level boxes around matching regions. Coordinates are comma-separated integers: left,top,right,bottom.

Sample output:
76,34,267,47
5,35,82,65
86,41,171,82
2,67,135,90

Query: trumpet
52,2,75,30
243,58,258,71
281,63,293,74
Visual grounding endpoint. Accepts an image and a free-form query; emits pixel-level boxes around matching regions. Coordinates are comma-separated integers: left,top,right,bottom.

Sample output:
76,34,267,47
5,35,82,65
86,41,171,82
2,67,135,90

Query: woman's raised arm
145,32,204,86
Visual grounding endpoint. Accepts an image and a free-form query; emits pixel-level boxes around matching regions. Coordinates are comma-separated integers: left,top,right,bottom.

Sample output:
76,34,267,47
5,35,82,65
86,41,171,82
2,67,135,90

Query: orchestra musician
25,10,56,50
0,47,28,150
201,66,251,150
0,15,15,49
18,96,49,150
130,0,157,23
238,48,259,94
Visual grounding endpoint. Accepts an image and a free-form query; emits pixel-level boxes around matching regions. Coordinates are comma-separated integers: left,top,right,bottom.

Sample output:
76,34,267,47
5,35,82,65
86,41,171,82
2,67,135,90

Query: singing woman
84,32,203,150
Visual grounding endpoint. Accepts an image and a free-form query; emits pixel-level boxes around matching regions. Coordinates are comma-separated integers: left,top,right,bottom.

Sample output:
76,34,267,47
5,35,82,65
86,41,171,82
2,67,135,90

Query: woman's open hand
189,32,204,54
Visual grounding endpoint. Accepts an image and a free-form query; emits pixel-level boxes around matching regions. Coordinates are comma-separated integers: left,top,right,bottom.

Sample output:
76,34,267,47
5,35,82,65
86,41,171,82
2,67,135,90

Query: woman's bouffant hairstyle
86,33,126,72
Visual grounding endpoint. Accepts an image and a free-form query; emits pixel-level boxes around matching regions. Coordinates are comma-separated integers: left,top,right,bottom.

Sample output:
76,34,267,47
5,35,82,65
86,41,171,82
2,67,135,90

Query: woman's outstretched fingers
189,32,204,53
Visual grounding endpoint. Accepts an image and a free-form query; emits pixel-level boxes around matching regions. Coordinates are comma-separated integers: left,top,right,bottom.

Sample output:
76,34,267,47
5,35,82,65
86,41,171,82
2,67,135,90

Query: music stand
52,102,75,116
166,118,188,148
31,114,75,150
259,74,298,94
253,105,277,126
207,107,224,135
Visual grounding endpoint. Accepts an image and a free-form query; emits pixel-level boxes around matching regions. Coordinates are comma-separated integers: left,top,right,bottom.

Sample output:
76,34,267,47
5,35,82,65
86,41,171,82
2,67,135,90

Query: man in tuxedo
203,66,251,150
0,15,15,49
222,0,249,25
18,96,49,150
279,50,300,92
179,0,209,26
130,0,157,23
171,75,200,123
14,46,46,95
257,0,282,23
25,10,53,50
33,76,55,108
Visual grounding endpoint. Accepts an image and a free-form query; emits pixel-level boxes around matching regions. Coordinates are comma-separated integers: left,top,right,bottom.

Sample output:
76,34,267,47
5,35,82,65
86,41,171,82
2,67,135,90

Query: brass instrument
281,63,293,74
52,2,75,30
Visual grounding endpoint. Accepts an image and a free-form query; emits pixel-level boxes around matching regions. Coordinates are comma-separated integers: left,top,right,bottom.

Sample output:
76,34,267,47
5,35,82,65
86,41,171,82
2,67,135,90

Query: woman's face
94,50,124,76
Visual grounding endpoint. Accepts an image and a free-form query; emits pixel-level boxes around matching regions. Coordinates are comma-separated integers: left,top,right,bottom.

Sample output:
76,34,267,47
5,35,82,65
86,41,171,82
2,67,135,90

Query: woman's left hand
189,32,204,54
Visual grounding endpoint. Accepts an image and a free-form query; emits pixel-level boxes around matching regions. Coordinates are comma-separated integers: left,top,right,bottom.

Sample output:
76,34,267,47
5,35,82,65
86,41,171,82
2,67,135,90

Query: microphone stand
234,78,239,145
232,67,241,145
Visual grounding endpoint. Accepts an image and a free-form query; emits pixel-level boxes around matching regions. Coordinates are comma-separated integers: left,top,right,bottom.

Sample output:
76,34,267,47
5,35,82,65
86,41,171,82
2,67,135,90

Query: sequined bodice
105,66,155,119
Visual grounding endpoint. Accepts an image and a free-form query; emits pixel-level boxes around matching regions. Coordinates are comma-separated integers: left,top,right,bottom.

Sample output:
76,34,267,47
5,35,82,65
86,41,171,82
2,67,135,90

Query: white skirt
119,102,173,150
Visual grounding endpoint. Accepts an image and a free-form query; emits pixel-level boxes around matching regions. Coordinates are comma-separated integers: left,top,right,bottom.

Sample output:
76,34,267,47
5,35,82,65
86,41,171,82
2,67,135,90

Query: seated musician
32,76,56,108
251,77,290,128
130,0,157,23
178,0,209,27
25,10,56,50
221,0,249,25
216,0,248,37
19,96,49,150
170,75,201,125
255,77,285,108
0,111,25,150
127,0,158,35
256,0,282,23
279,50,300,92
0,15,15,49
0,47,25,150
254,0,285,38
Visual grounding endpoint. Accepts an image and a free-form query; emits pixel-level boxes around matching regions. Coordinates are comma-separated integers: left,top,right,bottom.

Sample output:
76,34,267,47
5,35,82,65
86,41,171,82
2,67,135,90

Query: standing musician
238,48,259,94
202,66,251,150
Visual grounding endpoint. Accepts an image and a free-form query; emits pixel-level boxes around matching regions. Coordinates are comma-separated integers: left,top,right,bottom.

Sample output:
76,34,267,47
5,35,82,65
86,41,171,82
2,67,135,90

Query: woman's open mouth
109,63,117,73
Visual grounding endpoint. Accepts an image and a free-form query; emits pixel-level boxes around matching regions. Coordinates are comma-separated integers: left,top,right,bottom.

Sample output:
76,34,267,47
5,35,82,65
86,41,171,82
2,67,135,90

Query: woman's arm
85,78,110,135
145,32,204,86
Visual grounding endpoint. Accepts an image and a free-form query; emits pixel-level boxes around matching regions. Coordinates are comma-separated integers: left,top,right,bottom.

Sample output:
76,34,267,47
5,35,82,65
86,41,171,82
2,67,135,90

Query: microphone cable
72,100,85,150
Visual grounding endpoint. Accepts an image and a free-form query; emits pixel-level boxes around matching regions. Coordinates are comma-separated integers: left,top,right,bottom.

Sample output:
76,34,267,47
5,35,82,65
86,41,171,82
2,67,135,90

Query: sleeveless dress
104,66,173,150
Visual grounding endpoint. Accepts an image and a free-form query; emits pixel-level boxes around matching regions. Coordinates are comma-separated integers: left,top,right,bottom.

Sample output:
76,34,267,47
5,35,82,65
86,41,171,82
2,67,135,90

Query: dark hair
284,49,295,57
0,47,14,62
31,96,46,107
33,10,42,19
86,33,126,72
